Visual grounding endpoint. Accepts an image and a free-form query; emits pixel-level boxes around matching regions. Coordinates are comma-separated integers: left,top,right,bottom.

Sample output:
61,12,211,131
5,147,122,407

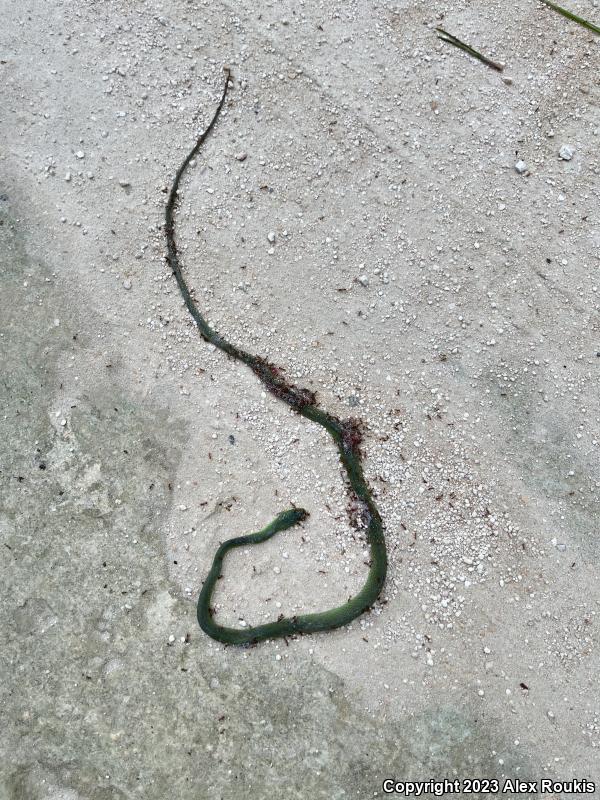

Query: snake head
279,508,309,527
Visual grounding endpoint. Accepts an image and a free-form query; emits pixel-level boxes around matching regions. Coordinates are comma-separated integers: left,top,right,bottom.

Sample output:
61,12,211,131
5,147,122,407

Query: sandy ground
1,0,599,798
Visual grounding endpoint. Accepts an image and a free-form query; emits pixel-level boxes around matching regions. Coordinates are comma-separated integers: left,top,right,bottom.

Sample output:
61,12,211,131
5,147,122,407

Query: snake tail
165,69,387,645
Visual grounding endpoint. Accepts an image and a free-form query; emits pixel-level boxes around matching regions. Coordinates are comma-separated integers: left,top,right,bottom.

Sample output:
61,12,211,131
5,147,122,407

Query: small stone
358,274,369,286
75,150,85,159
65,172,71,182
502,76,513,86
267,231,276,243
123,279,132,290
235,151,247,161
514,160,527,175
118,178,131,187
559,144,575,161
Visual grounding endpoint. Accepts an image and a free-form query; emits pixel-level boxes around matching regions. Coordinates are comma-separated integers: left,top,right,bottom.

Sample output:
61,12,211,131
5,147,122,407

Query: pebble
118,178,131,187
559,144,575,161
75,150,85,159
123,279,132,290
514,160,528,175
267,231,276,243
235,151,247,161
358,274,369,286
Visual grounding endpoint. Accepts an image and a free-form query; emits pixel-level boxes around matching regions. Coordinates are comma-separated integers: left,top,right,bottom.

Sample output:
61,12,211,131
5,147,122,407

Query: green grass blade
540,0,600,34
436,27,504,72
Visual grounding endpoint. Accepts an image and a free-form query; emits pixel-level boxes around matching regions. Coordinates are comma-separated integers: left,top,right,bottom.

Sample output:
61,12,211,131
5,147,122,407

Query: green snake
165,69,387,645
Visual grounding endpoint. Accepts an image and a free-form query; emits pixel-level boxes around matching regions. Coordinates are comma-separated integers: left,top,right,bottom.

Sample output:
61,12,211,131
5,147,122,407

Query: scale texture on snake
164,70,387,645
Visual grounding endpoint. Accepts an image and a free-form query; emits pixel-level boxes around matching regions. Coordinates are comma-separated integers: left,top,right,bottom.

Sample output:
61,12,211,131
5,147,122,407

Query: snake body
165,70,387,645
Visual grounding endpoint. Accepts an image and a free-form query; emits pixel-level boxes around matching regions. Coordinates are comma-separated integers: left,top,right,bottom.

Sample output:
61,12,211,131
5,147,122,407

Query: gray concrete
1,0,599,797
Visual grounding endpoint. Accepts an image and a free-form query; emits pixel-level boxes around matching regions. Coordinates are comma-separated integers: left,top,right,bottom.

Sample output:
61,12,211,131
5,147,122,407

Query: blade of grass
436,27,504,72
540,0,600,35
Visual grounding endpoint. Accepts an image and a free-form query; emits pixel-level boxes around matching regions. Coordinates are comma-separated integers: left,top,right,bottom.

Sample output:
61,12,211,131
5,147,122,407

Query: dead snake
164,69,387,645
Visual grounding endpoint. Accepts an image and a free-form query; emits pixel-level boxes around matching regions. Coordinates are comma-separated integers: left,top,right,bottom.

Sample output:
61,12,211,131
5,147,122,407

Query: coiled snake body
165,70,387,645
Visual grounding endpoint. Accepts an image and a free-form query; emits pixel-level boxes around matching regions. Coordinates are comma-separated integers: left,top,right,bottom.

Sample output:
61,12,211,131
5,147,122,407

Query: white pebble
514,160,527,175
559,144,575,161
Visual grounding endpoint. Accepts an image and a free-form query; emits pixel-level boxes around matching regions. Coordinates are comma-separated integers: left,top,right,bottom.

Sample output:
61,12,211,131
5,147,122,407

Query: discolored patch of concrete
0,198,533,799
478,354,600,556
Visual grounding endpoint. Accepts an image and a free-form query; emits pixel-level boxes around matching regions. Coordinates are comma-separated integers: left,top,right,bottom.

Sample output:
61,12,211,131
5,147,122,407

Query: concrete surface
1,0,599,797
